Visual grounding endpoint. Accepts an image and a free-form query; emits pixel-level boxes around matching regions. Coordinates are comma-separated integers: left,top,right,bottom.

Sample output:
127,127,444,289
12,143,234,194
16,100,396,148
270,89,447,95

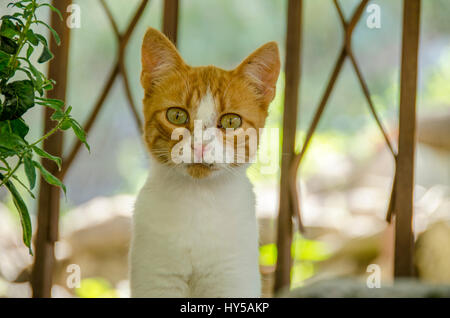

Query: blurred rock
415,221,450,284
53,195,135,290
282,278,450,298
418,109,450,151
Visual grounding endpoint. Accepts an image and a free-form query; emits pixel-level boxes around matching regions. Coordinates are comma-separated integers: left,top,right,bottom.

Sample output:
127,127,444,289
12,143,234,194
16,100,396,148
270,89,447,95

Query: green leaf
32,146,61,170
0,49,10,76
0,130,26,150
0,173,33,255
37,44,53,63
0,18,20,39
9,118,29,138
36,21,60,45
0,80,35,121
60,118,71,130
1,15,24,27
24,155,36,189
36,97,64,108
20,58,44,88
0,35,18,55
26,43,33,58
0,148,16,158
12,175,35,199
38,3,63,21
70,118,90,152
42,82,53,91
34,33,48,47
26,29,38,46
50,109,65,121
33,160,66,194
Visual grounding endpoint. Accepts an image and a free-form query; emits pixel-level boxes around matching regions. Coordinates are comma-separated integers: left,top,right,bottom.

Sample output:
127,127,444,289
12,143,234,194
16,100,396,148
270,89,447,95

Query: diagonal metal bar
288,45,346,231
99,0,120,39
60,64,120,179
102,0,147,132
333,0,398,222
122,0,149,46
333,0,396,157
386,164,397,222
292,0,369,169
346,0,369,39
61,0,149,179
118,1,151,132
334,0,347,27
287,4,359,232
120,59,143,131
291,46,346,170
347,52,397,157
287,0,399,235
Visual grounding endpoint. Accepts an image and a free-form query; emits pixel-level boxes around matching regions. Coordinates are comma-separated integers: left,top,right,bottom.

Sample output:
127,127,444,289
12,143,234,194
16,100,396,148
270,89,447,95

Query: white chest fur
130,164,261,297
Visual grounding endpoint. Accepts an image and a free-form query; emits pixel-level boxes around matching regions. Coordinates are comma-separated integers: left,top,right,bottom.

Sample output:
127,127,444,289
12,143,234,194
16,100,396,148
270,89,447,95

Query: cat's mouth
185,163,218,179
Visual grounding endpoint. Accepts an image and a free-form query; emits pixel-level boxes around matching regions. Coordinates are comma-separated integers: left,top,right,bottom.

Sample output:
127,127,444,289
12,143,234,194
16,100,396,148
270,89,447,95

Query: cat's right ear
141,28,185,91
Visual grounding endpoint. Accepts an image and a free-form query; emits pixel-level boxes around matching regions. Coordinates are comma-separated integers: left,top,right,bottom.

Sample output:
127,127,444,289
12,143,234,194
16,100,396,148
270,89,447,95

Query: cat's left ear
235,42,281,105
141,27,186,91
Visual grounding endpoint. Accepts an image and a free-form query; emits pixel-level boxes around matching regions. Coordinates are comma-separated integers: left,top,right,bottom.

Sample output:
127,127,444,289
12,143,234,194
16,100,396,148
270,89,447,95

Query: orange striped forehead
143,65,266,132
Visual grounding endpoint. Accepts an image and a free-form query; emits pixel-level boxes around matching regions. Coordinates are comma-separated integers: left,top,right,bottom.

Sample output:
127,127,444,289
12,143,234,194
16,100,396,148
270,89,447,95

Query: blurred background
0,0,449,297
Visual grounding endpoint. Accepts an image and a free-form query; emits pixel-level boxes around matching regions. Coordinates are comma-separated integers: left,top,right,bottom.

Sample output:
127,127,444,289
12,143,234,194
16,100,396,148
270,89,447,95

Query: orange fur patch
141,28,280,178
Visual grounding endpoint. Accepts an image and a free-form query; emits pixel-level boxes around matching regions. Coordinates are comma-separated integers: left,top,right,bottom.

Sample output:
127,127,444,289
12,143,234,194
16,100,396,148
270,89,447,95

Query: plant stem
0,157,11,170
8,0,37,77
0,118,64,188
28,119,63,148
0,156,23,188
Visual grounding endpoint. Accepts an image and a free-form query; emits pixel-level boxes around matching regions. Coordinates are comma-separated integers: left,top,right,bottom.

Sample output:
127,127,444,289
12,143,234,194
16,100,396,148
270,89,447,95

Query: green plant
0,0,89,254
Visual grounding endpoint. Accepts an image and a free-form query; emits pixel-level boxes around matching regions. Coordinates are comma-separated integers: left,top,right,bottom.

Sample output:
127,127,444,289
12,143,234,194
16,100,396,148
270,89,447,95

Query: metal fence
30,0,421,297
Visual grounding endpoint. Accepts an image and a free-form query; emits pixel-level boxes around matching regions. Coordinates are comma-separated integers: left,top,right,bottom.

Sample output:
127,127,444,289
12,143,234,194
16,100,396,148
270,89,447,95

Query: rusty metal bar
120,59,143,131
60,64,119,179
123,0,149,45
274,0,303,293
290,46,346,169
288,0,401,239
394,0,421,278
290,0,369,173
162,0,179,45
99,0,120,39
386,167,397,223
61,0,149,179
348,52,396,157
31,0,72,298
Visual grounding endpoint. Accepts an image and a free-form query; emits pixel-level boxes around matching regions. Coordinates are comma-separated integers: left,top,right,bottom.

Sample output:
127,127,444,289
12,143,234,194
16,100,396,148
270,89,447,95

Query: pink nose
193,144,207,160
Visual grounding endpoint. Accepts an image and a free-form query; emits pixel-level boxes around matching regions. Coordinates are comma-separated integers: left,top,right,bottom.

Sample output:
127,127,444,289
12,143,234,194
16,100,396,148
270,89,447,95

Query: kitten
130,28,280,297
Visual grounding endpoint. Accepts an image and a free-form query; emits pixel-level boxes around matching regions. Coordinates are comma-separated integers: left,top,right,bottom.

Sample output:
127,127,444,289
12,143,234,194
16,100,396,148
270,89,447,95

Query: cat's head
141,28,280,179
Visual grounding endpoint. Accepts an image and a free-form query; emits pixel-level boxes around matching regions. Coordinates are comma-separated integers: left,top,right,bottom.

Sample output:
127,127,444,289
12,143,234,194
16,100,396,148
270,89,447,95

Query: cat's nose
192,143,209,160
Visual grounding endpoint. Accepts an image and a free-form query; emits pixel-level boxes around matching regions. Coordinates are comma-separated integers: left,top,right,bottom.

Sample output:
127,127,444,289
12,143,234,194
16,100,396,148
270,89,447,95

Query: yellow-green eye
220,113,242,129
166,107,188,125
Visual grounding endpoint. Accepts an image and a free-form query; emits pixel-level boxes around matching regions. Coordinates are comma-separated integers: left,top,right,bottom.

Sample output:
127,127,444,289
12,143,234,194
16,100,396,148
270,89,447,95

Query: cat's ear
235,42,281,105
141,27,185,91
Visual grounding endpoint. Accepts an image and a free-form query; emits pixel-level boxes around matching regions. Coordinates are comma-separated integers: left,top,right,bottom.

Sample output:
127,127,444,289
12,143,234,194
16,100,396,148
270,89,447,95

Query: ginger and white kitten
130,28,280,298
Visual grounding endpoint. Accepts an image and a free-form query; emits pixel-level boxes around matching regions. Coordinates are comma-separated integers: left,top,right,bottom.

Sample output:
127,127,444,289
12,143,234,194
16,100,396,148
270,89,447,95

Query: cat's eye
219,113,242,129
166,107,189,125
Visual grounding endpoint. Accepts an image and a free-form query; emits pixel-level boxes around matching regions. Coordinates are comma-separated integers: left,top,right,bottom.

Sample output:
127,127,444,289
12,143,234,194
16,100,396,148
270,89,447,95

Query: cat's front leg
130,237,191,298
131,272,189,298
189,262,261,298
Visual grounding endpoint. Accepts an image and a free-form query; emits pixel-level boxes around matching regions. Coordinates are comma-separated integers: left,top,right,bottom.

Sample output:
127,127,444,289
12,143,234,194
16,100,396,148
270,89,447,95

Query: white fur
196,88,217,127
129,161,261,297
